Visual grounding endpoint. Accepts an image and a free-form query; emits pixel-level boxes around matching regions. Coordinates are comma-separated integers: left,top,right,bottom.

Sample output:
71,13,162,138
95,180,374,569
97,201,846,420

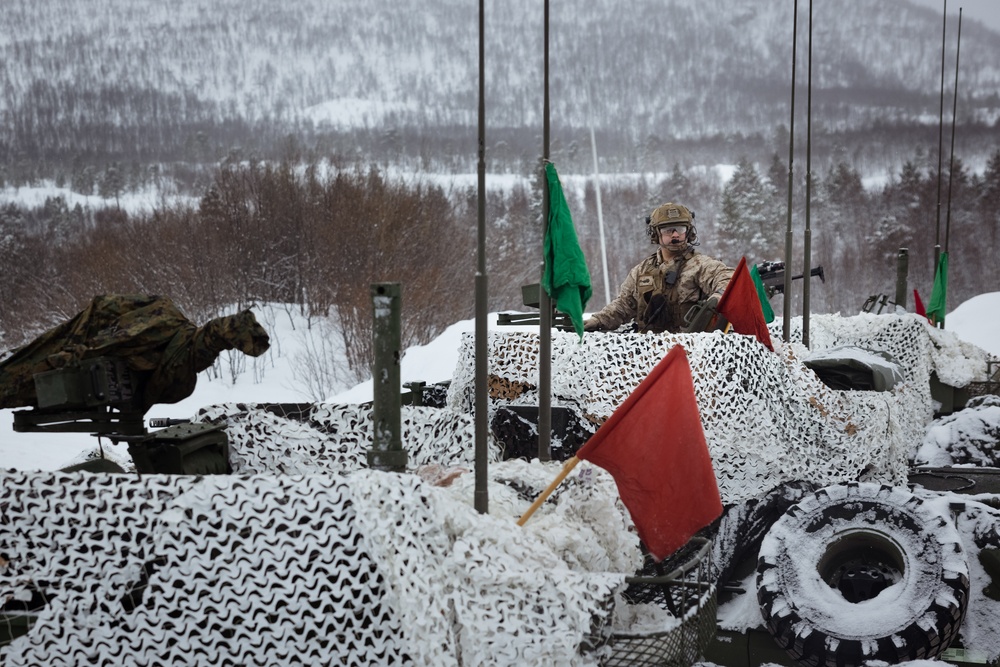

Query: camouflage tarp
0,295,269,412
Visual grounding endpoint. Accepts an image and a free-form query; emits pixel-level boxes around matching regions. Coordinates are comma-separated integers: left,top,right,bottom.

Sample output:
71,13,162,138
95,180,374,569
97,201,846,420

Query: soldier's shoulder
689,251,728,267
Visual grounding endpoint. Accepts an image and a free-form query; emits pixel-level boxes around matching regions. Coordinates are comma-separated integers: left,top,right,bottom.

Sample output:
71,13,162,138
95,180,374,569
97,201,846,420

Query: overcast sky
908,0,1000,33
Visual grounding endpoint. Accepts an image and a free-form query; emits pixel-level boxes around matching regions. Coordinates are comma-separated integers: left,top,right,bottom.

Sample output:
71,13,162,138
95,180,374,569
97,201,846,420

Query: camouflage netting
448,312,995,505
0,295,269,412
193,402,504,476
0,461,645,666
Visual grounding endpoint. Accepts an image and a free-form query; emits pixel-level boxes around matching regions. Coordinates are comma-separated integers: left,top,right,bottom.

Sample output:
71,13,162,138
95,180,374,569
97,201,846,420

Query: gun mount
2,295,269,474
10,355,230,475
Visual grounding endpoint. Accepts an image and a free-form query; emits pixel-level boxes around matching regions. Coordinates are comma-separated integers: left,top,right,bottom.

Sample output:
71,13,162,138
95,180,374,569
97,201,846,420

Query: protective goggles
655,224,689,236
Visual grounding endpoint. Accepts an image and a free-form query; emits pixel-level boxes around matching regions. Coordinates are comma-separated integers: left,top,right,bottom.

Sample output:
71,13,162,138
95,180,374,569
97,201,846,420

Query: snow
302,97,427,130
2,294,1000,663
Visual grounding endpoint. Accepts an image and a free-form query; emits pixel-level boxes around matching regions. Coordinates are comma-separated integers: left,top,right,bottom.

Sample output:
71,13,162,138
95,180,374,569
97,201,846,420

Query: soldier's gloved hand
706,294,720,311
583,317,604,332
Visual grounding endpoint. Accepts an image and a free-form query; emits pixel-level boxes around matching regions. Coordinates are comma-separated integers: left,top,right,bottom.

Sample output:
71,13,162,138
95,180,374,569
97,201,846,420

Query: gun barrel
762,265,824,295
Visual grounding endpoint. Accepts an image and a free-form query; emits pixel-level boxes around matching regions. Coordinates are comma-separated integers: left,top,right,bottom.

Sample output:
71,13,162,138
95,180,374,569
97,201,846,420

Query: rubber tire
182,446,229,475
756,482,969,667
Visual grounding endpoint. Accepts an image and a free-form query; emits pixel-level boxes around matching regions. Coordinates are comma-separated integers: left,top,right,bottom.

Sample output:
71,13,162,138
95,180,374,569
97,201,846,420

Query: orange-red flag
914,288,927,318
718,256,774,351
575,345,723,561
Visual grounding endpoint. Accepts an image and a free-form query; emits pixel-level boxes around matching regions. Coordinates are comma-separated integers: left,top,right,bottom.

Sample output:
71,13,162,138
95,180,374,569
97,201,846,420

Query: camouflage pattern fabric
0,295,269,411
588,249,733,333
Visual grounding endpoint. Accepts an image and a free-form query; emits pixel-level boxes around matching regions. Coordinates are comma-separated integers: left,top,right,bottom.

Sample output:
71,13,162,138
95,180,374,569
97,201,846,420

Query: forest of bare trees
3,147,997,383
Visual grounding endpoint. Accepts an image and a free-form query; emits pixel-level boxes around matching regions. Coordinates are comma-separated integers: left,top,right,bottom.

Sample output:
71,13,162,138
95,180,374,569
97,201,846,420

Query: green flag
926,252,949,326
750,264,776,324
542,162,592,339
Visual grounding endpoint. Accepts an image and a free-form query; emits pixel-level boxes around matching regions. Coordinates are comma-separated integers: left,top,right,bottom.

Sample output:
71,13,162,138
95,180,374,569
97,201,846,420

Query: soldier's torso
633,250,709,333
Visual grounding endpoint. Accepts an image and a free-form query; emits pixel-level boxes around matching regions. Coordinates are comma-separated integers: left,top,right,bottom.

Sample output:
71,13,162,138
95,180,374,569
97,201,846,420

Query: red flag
913,289,927,318
575,345,723,561
717,256,774,351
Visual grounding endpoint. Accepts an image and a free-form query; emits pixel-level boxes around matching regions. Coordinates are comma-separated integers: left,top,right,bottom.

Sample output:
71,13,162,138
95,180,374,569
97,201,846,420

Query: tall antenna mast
935,0,947,272
944,7,962,258
803,0,814,348
782,0,799,342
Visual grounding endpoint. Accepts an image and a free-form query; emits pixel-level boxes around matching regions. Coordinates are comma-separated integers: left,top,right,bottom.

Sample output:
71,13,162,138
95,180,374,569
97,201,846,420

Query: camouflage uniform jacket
588,248,733,333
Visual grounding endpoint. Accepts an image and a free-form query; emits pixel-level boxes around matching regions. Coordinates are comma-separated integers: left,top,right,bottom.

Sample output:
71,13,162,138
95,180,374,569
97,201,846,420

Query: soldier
584,202,733,334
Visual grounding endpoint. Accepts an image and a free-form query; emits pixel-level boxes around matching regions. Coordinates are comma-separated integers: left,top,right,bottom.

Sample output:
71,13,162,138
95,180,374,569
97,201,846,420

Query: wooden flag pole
516,456,581,527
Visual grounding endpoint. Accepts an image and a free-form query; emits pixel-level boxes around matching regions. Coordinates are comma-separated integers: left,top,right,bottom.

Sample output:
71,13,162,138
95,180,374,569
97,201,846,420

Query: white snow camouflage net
2,312,992,665
0,465,640,666
449,312,994,505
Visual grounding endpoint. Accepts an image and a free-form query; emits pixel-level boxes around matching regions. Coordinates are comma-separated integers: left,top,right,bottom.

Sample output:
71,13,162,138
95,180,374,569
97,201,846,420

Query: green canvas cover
0,295,269,412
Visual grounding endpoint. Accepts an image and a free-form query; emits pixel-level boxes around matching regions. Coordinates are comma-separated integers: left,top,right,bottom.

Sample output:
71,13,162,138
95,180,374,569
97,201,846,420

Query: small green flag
542,162,592,339
750,264,776,324
926,252,948,326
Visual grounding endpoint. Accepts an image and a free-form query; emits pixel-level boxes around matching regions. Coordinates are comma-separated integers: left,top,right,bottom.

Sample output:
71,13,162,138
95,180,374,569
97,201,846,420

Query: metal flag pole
782,0,799,342
474,0,489,513
802,0,813,349
935,0,947,273
945,7,962,258
538,0,552,462
941,7,963,332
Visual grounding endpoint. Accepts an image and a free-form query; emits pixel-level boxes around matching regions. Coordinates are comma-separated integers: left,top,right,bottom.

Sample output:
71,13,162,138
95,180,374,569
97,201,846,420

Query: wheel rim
817,529,905,603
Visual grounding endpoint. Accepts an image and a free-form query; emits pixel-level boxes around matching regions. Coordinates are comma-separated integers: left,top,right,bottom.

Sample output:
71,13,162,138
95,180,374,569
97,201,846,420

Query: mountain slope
2,0,997,143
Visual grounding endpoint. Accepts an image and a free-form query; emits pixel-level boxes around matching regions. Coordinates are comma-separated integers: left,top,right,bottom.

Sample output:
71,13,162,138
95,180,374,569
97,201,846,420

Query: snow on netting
0,465,641,666
191,402,503,475
448,313,992,505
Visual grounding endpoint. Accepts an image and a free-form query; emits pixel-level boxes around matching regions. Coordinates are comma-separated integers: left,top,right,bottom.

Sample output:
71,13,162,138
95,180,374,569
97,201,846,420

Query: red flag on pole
913,289,927,318
717,256,774,351
575,345,723,561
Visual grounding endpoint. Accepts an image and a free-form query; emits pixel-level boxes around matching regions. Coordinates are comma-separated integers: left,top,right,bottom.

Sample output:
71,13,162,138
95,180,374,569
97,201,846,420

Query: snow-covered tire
756,482,969,667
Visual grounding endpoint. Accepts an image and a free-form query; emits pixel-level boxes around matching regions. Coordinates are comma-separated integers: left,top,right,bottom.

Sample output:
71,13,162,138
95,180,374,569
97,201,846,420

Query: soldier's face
658,226,687,245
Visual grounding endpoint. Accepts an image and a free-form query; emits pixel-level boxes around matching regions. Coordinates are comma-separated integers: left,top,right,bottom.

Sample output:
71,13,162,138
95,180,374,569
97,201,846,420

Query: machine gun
11,356,230,475
2,295,270,475
756,261,825,297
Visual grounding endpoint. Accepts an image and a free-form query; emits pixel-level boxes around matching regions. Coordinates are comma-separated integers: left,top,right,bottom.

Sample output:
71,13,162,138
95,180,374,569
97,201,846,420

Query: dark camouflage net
0,295,269,412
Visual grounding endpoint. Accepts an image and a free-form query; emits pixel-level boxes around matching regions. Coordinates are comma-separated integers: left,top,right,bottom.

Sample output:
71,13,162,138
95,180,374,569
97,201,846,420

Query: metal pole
941,7,962,332
945,8,962,258
590,124,612,306
783,0,799,342
474,0,489,513
367,283,407,471
934,0,947,272
538,0,552,462
895,248,909,310
802,0,813,349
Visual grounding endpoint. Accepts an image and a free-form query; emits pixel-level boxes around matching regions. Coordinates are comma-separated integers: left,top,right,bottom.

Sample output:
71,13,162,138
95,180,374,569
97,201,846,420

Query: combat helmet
646,202,698,246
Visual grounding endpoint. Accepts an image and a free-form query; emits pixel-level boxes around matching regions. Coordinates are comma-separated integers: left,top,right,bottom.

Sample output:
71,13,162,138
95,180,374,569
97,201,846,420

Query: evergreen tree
979,150,1000,241
718,157,779,260
99,163,125,208
822,162,867,233
665,162,690,203
767,153,788,205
